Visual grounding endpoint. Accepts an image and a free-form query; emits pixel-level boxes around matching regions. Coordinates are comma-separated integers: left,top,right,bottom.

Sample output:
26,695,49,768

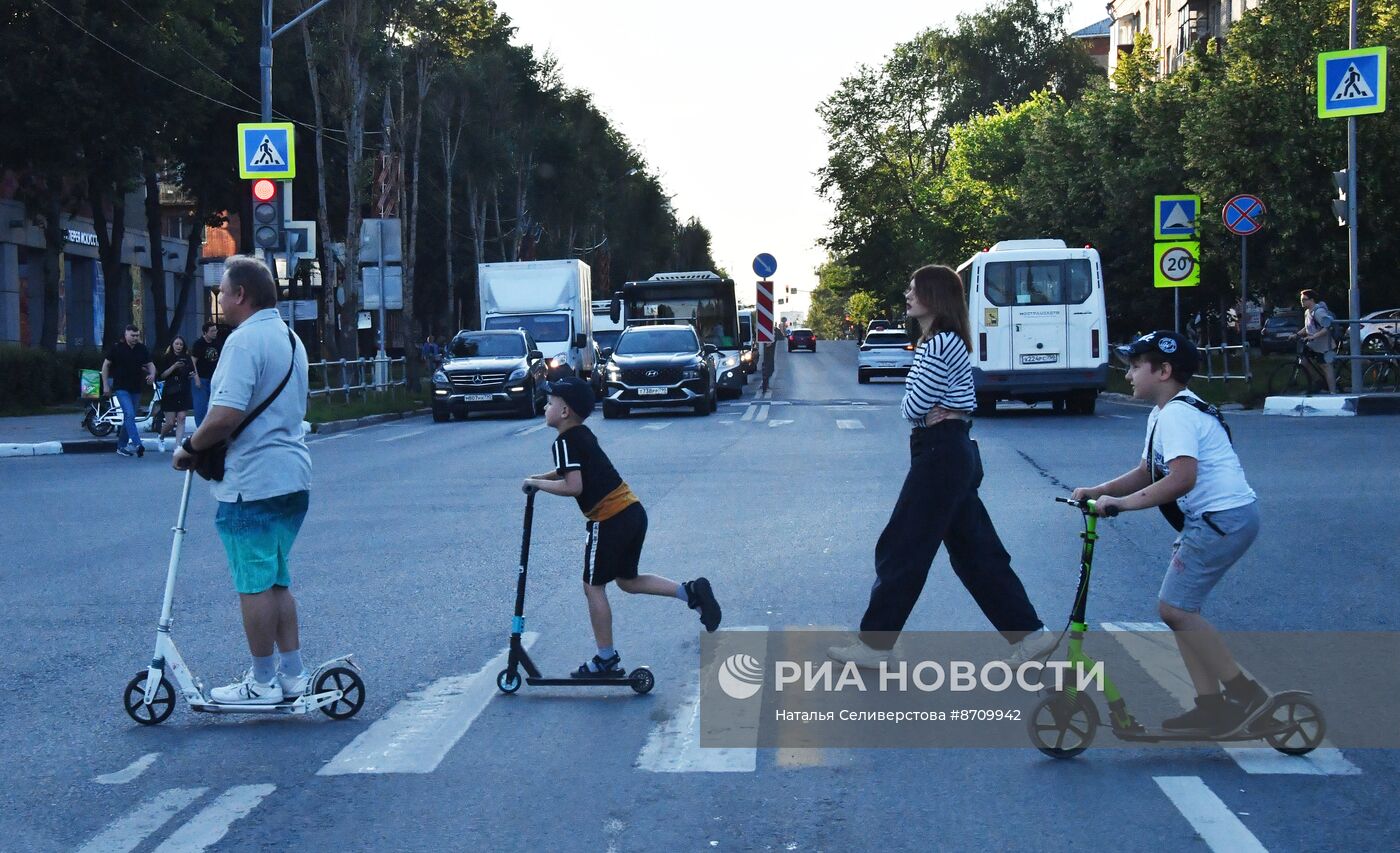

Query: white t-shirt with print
1141,389,1256,517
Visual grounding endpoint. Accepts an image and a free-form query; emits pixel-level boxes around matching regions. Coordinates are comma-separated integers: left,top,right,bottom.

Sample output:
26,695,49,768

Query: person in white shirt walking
1072,331,1268,735
172,256,313,705
830,265,1052,669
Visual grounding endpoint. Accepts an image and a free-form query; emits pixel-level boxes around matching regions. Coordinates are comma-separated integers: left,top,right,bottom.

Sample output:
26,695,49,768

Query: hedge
0,345,105,412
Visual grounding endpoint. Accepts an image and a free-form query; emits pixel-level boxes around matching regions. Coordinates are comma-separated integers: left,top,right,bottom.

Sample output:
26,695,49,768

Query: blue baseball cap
1114,330,1198,375
544,376,595,419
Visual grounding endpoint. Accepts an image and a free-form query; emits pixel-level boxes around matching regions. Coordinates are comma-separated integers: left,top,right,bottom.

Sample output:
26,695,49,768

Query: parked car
599,324,718,418
865,319,897,336
857,330,915,383
1358,308,1400,354
432,330,549,422
1260,310,1304,354
787,328,816,352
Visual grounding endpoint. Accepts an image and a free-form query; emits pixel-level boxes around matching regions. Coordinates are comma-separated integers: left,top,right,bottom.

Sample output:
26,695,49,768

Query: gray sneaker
116,446,135,457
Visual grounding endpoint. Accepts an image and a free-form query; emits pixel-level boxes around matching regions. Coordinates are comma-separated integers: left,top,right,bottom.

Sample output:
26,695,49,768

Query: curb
1,410,428,459
1101,392,1246,412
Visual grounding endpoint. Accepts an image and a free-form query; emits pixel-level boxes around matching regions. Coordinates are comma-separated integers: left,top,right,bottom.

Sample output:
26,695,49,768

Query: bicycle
81,381,165,438
1268,339,1342,396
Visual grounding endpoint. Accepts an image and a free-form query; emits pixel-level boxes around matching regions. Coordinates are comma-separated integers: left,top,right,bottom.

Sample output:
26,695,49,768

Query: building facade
1107,0,1264,77
1071,18,1113,71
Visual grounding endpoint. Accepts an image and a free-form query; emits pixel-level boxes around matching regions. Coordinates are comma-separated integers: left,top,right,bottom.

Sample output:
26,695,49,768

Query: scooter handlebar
1055,496,1118,517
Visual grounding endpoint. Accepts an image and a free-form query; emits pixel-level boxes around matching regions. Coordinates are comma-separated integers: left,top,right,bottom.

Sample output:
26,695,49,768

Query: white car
857,330,915,383
1358,308,1400,354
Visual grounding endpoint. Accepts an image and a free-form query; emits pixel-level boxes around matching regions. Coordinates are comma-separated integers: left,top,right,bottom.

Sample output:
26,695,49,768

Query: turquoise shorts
215,491,309,594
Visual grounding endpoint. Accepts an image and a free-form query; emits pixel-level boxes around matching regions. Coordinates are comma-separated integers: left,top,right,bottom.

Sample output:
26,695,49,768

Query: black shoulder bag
190,329,297,482
1148,394,1233,531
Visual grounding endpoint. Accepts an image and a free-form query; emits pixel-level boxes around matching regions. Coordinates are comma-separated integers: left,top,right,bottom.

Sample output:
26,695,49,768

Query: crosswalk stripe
1101,622,1358,775
757,405,770,422
77,787,206,853
377,428,427,443
836,419,864,430
152,784,275,853
740,405,757,422
641,423,672,431
513,423,550,436
93,752,160,785
1154,776,1267,853
318,634,539,776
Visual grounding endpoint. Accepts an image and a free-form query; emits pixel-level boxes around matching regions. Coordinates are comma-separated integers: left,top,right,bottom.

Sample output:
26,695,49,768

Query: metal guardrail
307,356,408,403
1198,344,1252,382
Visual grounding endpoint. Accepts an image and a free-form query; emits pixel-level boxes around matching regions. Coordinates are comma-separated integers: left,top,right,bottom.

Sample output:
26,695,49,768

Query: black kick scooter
496,489,655,695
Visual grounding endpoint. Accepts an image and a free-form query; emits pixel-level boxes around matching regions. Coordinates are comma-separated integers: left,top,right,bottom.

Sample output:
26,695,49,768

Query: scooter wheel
1027,690,1098,759
628,667,655,696
85,414,115,437
124,672,176,725
497,669,522,694
314,666,366,720
1263,696,1326,756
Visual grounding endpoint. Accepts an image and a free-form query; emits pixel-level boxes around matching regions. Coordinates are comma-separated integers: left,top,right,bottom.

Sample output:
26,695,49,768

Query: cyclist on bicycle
1297,289,1338,394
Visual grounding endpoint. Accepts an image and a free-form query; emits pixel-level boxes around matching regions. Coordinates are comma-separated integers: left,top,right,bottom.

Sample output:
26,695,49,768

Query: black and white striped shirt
901,331,977,424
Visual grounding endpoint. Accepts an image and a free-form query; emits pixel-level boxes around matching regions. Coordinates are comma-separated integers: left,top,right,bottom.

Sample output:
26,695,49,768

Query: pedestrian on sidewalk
156,335,194,452
191,322,222,427
830,265,1053,669
522,377,722,678
1297,290,1338,394
101,324,155,458
172,256,312,705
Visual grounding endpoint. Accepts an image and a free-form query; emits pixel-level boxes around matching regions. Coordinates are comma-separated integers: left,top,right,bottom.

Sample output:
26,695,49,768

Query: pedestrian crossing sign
1318,47,1386,119
1154,195,1200,241
237,122,297,179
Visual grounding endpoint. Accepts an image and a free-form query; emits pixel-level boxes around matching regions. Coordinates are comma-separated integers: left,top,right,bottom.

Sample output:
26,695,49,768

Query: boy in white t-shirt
1072,331,1268,735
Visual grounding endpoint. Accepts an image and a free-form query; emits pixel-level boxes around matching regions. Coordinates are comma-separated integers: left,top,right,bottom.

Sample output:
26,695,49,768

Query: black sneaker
135,443,145,458
685,577,722,632
1162,694,1234,735
1225,678,1273,733
571,652,623,679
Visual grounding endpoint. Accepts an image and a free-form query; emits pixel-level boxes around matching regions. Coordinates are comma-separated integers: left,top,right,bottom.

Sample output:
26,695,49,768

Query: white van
957,240,1108,414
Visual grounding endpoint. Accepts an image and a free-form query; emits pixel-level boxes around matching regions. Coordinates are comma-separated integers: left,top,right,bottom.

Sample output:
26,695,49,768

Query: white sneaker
278,669,311,698
209,670,284,705
157,436,167,453
1006,628,1060,666
827,640,893,670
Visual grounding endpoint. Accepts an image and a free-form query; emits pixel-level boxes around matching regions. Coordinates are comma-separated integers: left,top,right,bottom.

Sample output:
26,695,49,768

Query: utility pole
1344,0,1363,392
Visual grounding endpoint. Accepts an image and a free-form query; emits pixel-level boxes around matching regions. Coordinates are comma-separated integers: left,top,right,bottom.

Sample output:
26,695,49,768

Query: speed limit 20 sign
1154,241,1200,288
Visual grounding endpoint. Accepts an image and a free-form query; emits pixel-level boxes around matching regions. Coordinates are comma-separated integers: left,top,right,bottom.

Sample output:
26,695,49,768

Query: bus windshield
624,283,739,349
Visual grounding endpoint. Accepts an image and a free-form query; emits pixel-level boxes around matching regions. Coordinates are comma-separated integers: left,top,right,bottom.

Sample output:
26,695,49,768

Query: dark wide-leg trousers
858,421,1043,650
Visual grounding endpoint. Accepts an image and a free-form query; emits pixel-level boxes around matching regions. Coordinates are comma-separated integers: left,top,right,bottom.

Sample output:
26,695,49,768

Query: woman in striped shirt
830,265,1054,668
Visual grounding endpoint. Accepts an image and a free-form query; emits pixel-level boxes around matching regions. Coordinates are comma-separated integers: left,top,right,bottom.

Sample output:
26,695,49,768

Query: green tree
846,291,881,332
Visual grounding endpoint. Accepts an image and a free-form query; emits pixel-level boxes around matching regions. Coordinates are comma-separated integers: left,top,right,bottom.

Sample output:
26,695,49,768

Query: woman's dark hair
909,265,972,352
165,335,187,360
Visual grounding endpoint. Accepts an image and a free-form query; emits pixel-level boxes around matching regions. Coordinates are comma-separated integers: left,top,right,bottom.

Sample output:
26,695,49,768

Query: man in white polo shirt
173,255,312,705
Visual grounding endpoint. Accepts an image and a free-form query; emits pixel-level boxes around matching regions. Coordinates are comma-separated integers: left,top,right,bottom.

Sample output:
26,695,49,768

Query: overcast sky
496,1,1110,311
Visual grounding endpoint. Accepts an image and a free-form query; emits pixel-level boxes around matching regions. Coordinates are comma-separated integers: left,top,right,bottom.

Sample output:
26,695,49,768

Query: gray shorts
1159,501,1260,612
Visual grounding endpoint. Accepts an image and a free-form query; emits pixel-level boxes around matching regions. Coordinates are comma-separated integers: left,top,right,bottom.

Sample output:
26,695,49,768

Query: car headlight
721,355,739,368
682,368,701,380
605,363,622,379
507,367,528,382
432,370,448,385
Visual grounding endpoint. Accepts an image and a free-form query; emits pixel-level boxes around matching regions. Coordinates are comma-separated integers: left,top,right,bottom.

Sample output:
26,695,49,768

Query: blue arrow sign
752,253,777,278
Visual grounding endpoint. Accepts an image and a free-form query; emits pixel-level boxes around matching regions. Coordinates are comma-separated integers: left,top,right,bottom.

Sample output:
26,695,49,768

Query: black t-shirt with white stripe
552,425,623,516
901,330,976,424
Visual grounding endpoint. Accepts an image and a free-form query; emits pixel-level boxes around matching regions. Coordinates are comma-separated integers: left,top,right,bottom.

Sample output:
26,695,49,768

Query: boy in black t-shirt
523,377,722,677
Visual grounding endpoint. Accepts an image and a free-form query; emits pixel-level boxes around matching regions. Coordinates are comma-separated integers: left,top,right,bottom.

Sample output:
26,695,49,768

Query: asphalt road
2,341,1396,852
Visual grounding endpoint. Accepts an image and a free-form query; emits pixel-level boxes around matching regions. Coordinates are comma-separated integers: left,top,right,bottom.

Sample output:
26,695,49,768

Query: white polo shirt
208,308,311,503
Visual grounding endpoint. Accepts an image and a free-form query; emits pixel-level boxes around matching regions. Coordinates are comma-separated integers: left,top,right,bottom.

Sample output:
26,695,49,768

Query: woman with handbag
829,264,1054,668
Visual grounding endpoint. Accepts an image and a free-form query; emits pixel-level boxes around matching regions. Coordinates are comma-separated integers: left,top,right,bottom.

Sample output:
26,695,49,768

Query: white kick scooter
123,470,366,725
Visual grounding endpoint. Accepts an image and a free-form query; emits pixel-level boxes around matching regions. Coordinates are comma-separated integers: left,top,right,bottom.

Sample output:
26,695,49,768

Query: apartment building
1107,0,1265,77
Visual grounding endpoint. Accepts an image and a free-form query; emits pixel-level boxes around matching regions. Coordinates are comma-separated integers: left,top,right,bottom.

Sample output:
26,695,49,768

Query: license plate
1020,353,1058,365
876,361,896,367
638,386,667,396
464,394,492,402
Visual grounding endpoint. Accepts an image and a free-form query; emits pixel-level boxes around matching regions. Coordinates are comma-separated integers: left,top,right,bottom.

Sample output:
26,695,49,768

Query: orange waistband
586,482,640,522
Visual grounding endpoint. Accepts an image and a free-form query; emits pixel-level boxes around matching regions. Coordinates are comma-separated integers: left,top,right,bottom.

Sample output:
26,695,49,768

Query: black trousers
858,421,1043,650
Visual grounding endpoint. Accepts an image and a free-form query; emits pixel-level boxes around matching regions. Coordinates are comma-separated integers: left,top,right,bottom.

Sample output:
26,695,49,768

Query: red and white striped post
756,279,776,390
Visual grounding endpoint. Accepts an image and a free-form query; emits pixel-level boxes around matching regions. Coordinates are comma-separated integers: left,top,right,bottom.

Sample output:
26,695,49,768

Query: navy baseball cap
545,376,595,419
1114,330,1198,375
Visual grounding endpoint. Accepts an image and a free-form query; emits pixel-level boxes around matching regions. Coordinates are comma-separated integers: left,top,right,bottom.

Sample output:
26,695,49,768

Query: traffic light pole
1345,0,1362,392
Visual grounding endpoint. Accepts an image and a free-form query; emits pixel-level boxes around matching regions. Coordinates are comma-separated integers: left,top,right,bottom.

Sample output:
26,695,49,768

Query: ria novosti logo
716,653,764,700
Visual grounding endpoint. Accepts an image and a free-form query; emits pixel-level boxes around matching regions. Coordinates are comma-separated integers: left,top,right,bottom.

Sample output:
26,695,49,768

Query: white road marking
641,423,673,431
93,752,159,785
1153,776,1267,853
740,405,757,422
636,626,764,773
152,784,276,853
318,634,539,775
759,390,772,400
377,428,428,443
1099,414,1133,420
836,420,864,430
768,420,794,428
1102,623,1358,775
77,787,206,853
757,405,770,422
309,432,352,443
513,423,550,436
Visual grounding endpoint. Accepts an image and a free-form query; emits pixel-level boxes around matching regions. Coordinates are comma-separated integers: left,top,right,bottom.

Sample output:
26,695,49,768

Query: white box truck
478,259,593,379
957,239,1109,415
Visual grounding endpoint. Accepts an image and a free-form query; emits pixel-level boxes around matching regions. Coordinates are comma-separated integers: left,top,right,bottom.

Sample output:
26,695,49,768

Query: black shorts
1303,347,1327,364
583,502,647,586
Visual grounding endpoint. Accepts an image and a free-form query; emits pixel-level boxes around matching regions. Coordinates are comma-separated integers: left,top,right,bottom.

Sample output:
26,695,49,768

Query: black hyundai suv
599,324,718,418
432,330,549,421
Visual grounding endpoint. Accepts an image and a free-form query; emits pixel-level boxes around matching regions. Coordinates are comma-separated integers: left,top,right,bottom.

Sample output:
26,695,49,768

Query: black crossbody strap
229,328,297,443
1149,394,1232,484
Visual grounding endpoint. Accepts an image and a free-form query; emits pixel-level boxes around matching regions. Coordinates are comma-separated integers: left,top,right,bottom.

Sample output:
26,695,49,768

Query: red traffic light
251,179,277,202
